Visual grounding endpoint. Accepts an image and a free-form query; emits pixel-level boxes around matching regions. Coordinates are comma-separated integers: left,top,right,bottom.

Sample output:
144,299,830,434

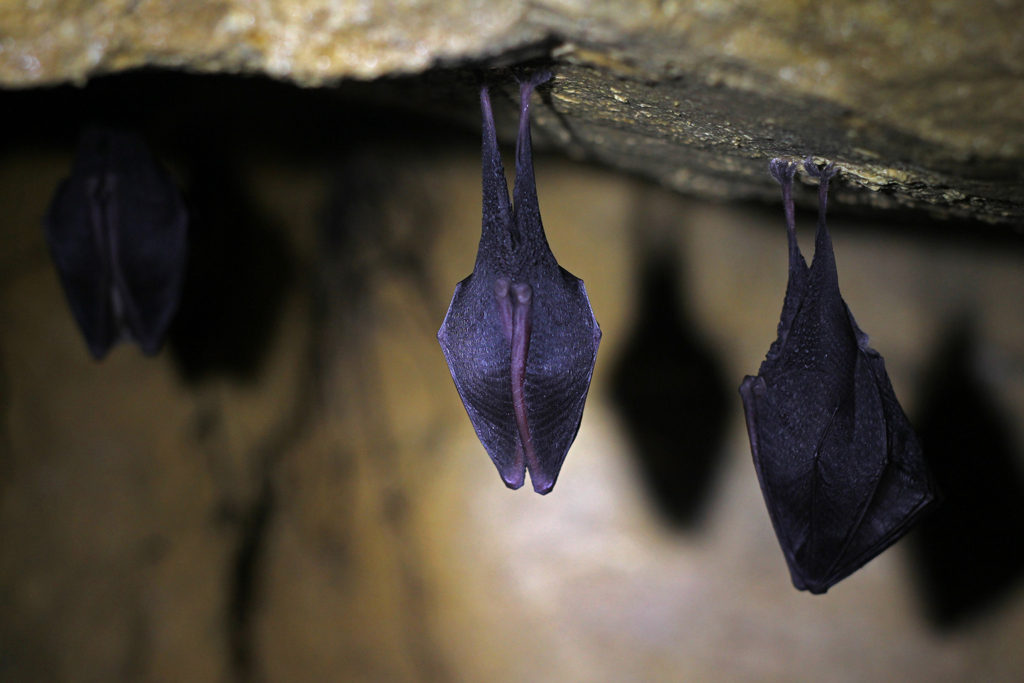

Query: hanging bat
45,127,188,360
739,157,937,593
438,73,601,494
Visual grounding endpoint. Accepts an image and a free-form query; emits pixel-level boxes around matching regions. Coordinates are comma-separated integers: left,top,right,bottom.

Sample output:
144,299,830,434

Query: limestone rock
2,1,1022,225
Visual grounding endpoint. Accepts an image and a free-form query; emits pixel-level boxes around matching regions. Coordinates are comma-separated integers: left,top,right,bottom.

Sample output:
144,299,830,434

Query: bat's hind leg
803,157,839,218
769,158,800,266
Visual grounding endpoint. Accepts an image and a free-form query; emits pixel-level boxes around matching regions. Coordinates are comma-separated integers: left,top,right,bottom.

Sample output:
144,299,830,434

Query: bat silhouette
45,128,188,360
438,73,601,494
739,158,937,593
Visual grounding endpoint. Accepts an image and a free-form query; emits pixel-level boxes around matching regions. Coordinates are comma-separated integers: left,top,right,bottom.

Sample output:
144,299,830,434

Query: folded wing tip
501,476,525,491
530,474,556,495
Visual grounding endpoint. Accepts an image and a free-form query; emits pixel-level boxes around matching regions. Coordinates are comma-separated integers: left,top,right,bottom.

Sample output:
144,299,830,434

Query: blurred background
2,71,1023,682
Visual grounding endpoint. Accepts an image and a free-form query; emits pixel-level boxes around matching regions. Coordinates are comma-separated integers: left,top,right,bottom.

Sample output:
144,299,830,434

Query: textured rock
1,1,1022,225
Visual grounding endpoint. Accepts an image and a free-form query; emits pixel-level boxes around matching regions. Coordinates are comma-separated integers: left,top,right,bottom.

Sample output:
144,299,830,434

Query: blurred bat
45,128,188,359
438,73,601,494
739,157,937,593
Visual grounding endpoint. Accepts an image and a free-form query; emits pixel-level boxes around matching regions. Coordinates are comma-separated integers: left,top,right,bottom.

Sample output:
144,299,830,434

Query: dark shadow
317,150,444,339
909,319,1024,628
166,136,295,383
313,155,451,682
608,241,731,530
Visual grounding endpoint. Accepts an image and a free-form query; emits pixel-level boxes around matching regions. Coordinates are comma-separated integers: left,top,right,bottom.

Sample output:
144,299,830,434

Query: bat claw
517,69,553,91
803,156,840,213
769,158,798,187
518,70,552,121
803,156,838,181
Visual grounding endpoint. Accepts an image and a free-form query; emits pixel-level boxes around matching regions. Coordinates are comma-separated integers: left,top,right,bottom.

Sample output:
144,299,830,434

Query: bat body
438,73,601,494
45,128,188,359
739,158,937,593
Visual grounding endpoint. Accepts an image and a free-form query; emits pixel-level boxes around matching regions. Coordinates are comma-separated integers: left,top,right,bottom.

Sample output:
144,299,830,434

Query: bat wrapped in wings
438,73,601,494
739,158,937,593
45,127,188,359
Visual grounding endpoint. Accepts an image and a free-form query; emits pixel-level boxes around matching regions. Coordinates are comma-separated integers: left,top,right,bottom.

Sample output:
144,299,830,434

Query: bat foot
802,156,838,182
517,69,553,91
518,71,553,115
769,158,798,186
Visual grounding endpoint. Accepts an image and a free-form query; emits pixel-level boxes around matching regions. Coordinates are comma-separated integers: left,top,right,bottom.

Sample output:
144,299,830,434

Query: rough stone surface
1,0,1022,225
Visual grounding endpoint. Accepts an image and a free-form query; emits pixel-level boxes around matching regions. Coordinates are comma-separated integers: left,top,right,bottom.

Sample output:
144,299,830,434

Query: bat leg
510,282,544,491
480,84,513,237
512,72,552,233
769,159,800,268
802,157,838,223
802,157,842,280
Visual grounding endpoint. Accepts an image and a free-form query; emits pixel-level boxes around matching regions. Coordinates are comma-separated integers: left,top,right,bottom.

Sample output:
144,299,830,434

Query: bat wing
741,338,935,593
519,271,601,493
44,128,187,359
838,346,936,570
438,274,525,489
439,271,600,493
764,159,808,365
439,265,601,494
45,137,118,359
104,131,189,354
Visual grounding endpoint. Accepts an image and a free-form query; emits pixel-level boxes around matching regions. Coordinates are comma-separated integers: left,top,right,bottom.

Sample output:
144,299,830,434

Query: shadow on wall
318,151,443,337
167,133,295,383
608,203,731,530
909,318,1024,628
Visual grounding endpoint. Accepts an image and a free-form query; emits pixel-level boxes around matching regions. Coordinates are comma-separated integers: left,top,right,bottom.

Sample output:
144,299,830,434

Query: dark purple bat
45,128,188,360
739,157,937,593
438,73,601,494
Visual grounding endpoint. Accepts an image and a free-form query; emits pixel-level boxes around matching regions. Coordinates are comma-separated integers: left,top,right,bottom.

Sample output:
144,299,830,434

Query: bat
739,157,937,593
45,127,188,360
438,72,602,494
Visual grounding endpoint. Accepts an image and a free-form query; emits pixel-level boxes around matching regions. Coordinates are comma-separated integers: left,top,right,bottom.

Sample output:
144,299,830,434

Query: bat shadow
608,240,731,530
908,319,1024,628
317,150,444,337
167,140,295,383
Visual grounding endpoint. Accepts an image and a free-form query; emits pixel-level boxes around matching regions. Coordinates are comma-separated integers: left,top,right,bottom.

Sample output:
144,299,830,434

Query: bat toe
769,158,798,185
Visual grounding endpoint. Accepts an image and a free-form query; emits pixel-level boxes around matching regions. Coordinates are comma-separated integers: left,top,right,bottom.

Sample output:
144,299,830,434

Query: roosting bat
438,73,601,494
45,128,188,360
739,158,937,593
